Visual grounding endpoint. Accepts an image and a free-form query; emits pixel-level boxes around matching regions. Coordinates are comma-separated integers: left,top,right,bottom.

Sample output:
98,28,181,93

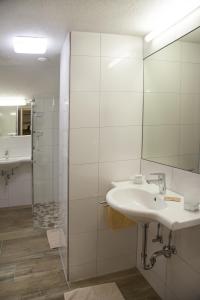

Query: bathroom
0,1,200,299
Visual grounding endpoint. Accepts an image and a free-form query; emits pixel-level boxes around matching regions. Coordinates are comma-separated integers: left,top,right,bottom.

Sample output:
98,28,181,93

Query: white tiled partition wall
139,160,200,300
69,31,143,281
0,136,32,207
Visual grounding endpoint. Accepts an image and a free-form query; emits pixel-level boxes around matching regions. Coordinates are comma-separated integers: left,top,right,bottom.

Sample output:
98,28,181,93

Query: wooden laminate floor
0,207,160,300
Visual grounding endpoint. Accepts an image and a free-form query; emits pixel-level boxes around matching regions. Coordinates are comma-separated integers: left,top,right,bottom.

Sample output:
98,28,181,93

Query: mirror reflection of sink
106,185,167,223
0,156,32,169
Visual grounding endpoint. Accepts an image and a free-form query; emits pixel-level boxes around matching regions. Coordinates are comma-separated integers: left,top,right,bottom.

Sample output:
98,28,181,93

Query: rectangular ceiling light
0,97,26,106
13,36,47,54
145,2,200,42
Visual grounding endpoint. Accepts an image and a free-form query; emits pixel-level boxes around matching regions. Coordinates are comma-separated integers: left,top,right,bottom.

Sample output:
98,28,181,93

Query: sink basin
0,156,32,169
106,185,167,223
106,182,200,231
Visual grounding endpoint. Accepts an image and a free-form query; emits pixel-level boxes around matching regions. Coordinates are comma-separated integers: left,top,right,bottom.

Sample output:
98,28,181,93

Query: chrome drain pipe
141,223,177,270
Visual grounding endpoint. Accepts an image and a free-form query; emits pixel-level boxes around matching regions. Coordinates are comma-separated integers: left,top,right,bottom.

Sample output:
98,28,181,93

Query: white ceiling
0,0,199,65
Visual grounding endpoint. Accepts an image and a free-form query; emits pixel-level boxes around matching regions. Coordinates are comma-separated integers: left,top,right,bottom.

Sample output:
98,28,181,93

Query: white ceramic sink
0,156,32,169
107,186,167,223
106,181,200,231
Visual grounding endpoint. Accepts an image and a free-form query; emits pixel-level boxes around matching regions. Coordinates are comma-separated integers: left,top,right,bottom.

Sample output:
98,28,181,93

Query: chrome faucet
146,173,166,194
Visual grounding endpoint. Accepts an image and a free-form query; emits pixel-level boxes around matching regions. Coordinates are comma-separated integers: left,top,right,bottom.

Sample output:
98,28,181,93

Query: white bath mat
64,282,124,300
47,228,62,249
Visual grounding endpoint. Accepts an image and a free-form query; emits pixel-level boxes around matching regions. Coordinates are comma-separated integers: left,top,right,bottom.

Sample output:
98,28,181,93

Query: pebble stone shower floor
0,206,161,300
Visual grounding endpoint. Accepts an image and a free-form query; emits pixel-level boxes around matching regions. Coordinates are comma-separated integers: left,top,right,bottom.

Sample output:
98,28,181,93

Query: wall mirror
143,26,200,173
0,104,31,136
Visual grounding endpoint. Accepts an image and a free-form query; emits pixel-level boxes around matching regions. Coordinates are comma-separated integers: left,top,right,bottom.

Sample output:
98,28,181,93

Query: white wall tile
171,168,200,199
71,56,100,91
97,255,136,276
70,128,99,164
69,32,143,280
166,255,200,300
100,92,142,126
100,126,141,162
69,232,97,266
97,227,137,259
101,34,143,59
69,198,98,234
70,92,99,128
175,225,200,274
69,164,98,200
70,262,97,282
71,32,100,56
101,57,142,92
99,159,140,196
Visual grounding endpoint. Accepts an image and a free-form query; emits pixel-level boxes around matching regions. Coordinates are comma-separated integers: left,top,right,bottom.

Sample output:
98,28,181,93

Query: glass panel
32,97,59,229
143,26,200,173
0,105,31,137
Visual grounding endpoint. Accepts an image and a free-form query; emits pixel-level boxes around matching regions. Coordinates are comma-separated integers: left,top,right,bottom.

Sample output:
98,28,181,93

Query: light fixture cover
0,97,26,106
145,2,200,42
13,36,47,54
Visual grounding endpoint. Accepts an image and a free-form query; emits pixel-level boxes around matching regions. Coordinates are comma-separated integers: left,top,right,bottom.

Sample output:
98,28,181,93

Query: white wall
0,136,32,207
0,62,59,99
69,31,143,281
58,34,70,278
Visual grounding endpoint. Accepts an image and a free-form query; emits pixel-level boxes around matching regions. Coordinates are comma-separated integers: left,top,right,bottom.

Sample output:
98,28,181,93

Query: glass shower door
32,97,59,229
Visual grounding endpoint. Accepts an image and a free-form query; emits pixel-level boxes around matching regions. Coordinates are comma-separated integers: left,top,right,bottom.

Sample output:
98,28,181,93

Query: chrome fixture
146,173,166,194
141,223,177,271
1,169,14,185
4,150,9,159
152,223,163,244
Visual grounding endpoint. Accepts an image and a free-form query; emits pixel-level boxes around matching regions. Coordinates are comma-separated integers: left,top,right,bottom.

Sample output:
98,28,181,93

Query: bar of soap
164,196,181,202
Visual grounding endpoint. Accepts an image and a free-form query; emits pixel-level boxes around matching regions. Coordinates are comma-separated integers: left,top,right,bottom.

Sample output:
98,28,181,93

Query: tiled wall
69,31,143,281
138,159,200,300
143,40,200,172
58,34,70,277
0,136,32,207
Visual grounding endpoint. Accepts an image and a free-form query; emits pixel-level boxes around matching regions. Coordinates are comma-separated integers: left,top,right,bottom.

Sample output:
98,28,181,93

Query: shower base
33,201,59,229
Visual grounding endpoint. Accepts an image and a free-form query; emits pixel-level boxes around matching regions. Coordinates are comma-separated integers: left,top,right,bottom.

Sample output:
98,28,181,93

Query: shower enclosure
32,96,59,228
